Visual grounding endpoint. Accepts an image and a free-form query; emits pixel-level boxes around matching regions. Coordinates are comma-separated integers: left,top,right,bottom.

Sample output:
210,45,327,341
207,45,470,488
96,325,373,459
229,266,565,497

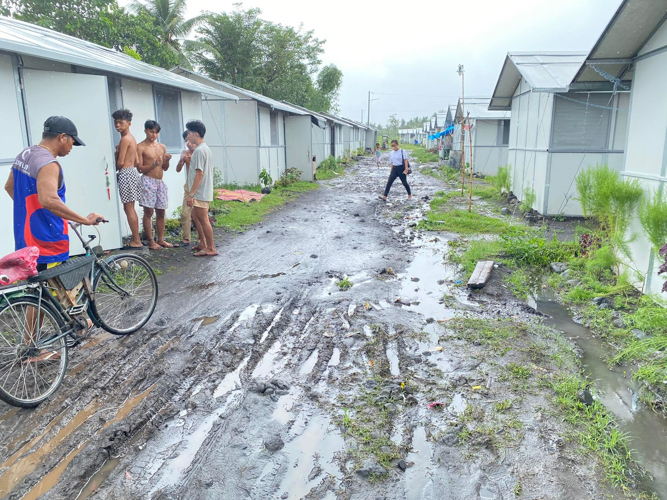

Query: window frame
153,85,184,153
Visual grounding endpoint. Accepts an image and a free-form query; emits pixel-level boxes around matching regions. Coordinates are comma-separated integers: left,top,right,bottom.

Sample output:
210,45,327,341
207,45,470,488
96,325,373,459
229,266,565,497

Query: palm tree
129,0,204,68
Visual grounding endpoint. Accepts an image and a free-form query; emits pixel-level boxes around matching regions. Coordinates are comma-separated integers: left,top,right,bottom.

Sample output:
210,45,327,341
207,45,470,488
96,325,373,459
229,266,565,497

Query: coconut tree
129,0,203,68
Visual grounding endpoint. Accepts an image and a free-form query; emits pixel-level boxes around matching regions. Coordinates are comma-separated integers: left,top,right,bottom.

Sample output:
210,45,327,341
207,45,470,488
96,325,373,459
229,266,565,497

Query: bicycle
0,220,158,408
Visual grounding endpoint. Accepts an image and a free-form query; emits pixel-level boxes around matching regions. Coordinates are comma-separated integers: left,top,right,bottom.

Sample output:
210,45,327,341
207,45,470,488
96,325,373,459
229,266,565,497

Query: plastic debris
472,385,482,390
428,402,444,409
454,280,463,285
429,346,444,352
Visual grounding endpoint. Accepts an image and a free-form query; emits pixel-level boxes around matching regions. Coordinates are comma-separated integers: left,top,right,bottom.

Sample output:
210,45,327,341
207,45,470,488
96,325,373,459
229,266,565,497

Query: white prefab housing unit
489,52,630,215
0,16,238,258
450,98,510,176
321,113,346,159
278,102,332,181
572,0,667,295
171,68,323,186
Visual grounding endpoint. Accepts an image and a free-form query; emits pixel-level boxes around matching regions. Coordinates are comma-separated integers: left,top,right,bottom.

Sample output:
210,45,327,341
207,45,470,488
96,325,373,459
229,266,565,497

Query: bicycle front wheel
90,254,158,335
0,296,68,408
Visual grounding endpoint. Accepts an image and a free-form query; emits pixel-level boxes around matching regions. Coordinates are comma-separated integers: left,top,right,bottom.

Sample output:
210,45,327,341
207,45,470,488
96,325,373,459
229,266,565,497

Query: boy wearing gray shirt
184,120,217,257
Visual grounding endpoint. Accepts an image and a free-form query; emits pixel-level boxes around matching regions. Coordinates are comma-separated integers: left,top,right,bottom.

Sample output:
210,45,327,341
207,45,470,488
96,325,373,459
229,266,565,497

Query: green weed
494,399,512,413
520,187,536,213
420,209,510,235
337,277,353,291
505,363,531,379
551,376,635,487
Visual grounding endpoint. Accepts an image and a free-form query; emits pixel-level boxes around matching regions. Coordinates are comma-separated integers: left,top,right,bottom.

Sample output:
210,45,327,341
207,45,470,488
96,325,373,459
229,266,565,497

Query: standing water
536,296,667,498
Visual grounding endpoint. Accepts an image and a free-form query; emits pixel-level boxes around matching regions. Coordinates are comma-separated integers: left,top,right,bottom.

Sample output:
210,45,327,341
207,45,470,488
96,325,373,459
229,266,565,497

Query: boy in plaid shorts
137,120,173,250
112,109,142,248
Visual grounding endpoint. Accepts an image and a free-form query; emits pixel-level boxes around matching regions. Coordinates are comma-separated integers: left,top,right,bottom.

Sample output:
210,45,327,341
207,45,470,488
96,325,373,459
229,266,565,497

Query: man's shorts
117,167,142,204
140,176,168,210
193,199,210,209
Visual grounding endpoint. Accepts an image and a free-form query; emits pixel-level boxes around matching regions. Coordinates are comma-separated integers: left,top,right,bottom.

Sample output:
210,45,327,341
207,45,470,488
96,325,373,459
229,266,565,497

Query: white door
285,116,312,181
22,70,122,255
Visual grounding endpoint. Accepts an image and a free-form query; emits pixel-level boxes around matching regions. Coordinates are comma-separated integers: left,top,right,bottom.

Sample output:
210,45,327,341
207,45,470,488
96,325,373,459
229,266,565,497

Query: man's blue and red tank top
12,146,69,264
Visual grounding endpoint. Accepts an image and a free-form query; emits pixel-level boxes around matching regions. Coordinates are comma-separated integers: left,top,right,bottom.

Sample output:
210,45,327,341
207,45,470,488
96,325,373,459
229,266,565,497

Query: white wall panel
0,54,24,160
121,78,155,142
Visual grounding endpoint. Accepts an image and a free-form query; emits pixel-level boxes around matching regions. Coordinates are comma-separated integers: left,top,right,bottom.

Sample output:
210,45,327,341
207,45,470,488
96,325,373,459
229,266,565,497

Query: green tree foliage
129,0,203,68
6,0,178,68
186,7,342,113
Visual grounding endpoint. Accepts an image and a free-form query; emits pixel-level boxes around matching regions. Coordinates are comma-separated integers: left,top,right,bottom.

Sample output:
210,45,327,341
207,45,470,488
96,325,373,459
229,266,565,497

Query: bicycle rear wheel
0,296,68,407
90,254,158,335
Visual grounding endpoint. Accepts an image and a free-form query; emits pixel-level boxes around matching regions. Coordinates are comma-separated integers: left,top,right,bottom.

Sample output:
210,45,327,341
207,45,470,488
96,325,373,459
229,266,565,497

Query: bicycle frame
0,223,133,349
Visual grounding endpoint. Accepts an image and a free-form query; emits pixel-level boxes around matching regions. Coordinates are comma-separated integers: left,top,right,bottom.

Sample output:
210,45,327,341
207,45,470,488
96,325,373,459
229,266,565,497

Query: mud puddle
398,237,475,320
404,426,434,500
77,457,121,500
276,414,344,499
537,296,667,497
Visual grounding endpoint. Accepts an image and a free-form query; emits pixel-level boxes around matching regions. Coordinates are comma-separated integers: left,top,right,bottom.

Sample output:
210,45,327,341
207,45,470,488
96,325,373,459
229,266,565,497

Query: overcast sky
169,0,622,125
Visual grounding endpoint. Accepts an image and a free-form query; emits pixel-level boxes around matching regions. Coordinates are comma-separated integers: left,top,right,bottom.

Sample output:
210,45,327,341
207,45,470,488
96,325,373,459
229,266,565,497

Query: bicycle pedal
67,305,87,316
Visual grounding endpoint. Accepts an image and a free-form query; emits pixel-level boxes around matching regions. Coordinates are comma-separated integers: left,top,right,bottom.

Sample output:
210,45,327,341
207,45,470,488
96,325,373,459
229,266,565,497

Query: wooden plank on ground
468,261,494,289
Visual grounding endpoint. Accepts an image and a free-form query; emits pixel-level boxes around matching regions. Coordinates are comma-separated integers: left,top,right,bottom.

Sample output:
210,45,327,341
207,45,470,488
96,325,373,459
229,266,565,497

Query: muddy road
0,155,635,499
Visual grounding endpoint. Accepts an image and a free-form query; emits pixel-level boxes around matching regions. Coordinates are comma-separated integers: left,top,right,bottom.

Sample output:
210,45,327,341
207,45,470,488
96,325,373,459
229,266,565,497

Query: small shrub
520,187,536,213
586,245,617,276
638,191,667,251
494,165,512,193
275,168,302,187
259,168,273,187
575,164,643,237
213,167,224,189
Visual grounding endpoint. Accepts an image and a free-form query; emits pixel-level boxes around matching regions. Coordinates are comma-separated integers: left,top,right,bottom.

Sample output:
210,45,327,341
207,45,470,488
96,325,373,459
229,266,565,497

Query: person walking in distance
378,140,412,201
112,109,142,248
374,143,381,168
176,130,196,246
184,120,218,257
136,120,173,250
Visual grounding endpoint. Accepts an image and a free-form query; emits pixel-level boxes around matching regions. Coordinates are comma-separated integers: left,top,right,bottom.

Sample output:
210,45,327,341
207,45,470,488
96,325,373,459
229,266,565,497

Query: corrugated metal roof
457,97,510,120
489,52,588,110
572,0,666,83
0,16,239,100
320,112,354,127
220,82,308,115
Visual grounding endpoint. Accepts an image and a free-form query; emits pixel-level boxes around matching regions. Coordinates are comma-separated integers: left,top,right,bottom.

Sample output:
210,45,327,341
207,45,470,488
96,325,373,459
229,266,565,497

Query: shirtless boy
136,120,173,250
112,109,142,248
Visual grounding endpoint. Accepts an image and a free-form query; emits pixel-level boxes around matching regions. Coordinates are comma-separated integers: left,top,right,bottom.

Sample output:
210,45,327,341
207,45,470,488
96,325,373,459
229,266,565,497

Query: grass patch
420,209,510,235
448,317,526,354
211,181,318,230
317,155,347,180
551,376,635,487
400,143,439,163
423,165,460,183
449,239,505,275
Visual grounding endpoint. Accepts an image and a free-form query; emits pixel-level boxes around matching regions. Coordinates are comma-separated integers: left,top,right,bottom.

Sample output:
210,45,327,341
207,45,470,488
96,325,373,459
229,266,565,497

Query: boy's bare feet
157,240,176,248
148,241,162,250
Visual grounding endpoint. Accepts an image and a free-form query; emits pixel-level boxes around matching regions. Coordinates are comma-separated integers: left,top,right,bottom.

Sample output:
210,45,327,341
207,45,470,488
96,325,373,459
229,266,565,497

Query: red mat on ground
215,189,266,202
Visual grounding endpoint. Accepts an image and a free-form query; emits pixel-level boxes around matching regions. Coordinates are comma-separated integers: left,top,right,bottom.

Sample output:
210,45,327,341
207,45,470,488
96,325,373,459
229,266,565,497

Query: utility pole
458,64,465,194
367,91,372,125
361,110,364,123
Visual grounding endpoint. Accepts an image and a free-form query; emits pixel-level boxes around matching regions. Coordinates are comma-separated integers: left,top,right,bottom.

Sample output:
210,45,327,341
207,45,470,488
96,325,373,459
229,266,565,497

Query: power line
372,92,460,98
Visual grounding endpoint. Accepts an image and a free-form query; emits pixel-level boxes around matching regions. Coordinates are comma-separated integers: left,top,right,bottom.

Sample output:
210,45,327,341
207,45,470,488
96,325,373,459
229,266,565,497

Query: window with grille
154,87,182,151
551,93,611,150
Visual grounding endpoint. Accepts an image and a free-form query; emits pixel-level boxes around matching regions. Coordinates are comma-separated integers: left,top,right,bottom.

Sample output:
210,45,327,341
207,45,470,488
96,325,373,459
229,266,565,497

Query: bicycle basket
28,256,95,290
